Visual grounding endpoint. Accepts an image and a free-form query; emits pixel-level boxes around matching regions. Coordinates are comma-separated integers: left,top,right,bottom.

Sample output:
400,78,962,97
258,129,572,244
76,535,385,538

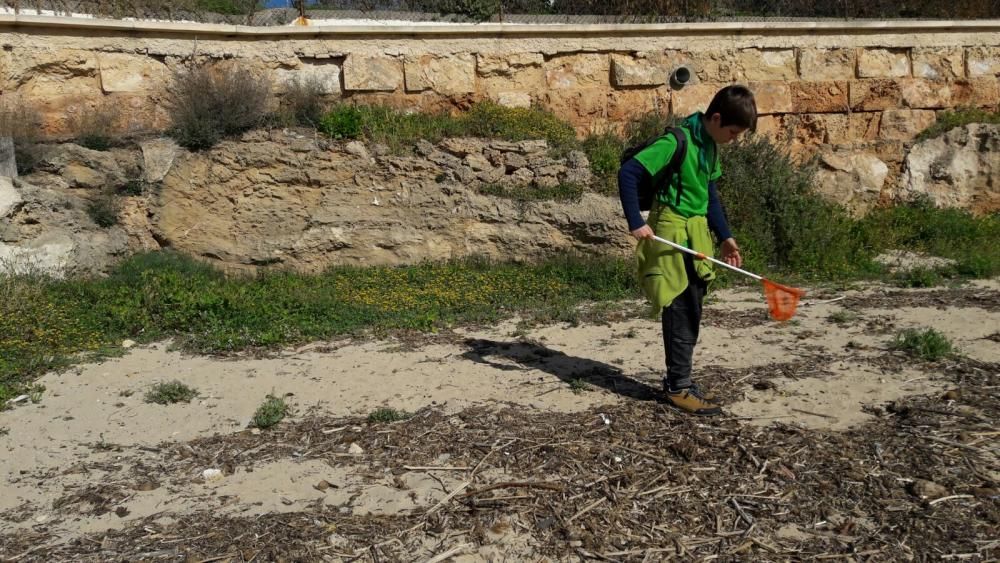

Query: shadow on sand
460,338,661,402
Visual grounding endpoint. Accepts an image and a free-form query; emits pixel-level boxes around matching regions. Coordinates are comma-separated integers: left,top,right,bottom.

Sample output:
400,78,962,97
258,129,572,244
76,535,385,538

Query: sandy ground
1,279,997,559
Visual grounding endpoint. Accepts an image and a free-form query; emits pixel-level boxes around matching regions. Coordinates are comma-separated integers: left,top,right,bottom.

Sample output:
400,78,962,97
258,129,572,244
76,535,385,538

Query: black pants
661,253,707,391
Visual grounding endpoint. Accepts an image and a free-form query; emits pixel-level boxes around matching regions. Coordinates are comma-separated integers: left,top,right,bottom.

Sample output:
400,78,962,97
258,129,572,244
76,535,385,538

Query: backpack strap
665,126,687,207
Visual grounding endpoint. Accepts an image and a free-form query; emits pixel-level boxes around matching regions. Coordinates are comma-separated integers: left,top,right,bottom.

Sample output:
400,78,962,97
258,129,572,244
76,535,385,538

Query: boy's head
704,85,757,144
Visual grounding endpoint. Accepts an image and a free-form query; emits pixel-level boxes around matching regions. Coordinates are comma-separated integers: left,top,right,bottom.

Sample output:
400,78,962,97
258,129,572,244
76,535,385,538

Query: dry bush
167,61,271,150
69,99,123,151
278,74,328,127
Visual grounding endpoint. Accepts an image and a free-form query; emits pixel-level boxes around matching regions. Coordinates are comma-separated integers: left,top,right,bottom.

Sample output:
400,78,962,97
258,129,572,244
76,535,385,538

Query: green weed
367,407,411,423
916,107,1000,142
86,195,120,228
478,182,584,202
252,394,289,429
569,378,590,394
144,380,199,405
827,310,860,325
891,328,955,361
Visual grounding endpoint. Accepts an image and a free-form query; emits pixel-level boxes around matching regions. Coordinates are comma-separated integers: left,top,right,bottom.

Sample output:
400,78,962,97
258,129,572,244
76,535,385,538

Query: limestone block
681,50,735,83
748,81,792,115
814,151,888,215
951,77,1000,107
404,54,475,95
790,81,848,113
544,54,610,89
849,80,903,111
799,49,856,81
670,84,718,116
858,49,911,79
736,49,796,81
912,47,965,80
849,113,882,142
793,113,849,145
611,54,669,87
879,109,937,141
753,115,786,142
477,52,544,77
967,46,1000,77
607,87,669,122
542,89,606,126
900,79,953,109
276,60,342,95
494,91,532,109
98,53,170,93
343,54,402,92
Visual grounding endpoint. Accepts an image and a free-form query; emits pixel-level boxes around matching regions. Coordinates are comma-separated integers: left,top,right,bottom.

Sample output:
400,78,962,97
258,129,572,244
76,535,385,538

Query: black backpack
620,126,688,211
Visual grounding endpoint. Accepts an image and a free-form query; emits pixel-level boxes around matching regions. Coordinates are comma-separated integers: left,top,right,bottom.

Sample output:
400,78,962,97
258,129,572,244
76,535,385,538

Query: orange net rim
762,279,806,298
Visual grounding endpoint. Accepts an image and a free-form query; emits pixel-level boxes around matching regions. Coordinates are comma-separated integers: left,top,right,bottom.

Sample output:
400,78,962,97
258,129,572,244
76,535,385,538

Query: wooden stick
403,466,469,471
929,494,975,506
792,408,837,420
567,497,606,523
422,543,472,563
459,481,564,499
424,481,470,516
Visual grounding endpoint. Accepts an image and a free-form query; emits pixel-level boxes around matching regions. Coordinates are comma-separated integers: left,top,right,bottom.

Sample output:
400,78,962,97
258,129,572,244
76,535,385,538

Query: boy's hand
720,238,742,268
630,225,654,240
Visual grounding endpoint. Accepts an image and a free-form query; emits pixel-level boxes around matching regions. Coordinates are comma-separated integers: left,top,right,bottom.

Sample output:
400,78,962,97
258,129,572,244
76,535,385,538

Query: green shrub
86,195,120,228
145,380,199,405
319,105,363,139
891,328,955,361
916,107,1000,142
720,134,874,280
279,75,328,127
168,61,271,150
318,101,577,153
478,182,584,202
581,133,623,196
252,394,289,429
70,100,121,151
367,407,411,423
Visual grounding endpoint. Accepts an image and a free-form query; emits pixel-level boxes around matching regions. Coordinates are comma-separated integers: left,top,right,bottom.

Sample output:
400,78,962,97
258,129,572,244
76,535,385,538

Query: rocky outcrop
151,131,617,274
0,175,129,277
813,151,889,215
901,124,1000,215
1,133,625,276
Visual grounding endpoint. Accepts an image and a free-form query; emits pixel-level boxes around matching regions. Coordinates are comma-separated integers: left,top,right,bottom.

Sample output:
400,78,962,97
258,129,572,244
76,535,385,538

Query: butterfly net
763,279,805,321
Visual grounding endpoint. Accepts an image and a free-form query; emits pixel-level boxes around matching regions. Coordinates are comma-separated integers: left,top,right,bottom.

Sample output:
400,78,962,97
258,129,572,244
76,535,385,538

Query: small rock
465,153,492,172
121,340,136,349
114,506,130,518
371,143,391,157
455,166,477,184
566,150,590,169
348,443,364,455
517,139,548,154
534,175,560,189
202,469,225,482
415,139,435,156
909,479,949,500
250,428,262,435
511,167,534,184
134,481,159,492
327,533,349,547
972,487,999,498
314,480,333,491
504,152,529,169
345,141,370,161
35,514,48,523
942,389,961,401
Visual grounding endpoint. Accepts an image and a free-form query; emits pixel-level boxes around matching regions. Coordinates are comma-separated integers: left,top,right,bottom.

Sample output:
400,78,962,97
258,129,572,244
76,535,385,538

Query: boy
618,85,756,416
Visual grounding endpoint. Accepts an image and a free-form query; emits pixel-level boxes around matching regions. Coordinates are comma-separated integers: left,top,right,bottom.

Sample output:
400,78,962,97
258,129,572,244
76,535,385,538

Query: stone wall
1,17,999,210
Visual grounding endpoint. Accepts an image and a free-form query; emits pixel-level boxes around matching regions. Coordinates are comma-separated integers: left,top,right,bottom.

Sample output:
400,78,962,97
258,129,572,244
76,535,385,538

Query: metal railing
2,0,998,24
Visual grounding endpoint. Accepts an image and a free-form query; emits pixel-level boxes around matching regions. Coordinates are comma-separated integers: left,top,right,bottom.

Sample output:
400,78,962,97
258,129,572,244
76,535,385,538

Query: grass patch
0,251,636,393
367,407,411,423
319,101,577,154
891,328,955,361
86,195,120,228
569,379,590,394
916,107,1000,142
478,182,584,203
251,394,289,429
144,380,199,405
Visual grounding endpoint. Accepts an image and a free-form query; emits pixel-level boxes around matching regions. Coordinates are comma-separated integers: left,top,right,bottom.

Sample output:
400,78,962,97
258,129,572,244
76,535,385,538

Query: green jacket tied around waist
636,205,716,316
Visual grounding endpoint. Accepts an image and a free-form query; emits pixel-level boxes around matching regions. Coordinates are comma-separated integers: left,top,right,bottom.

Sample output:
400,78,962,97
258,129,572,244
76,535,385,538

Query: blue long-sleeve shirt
618,158,733,241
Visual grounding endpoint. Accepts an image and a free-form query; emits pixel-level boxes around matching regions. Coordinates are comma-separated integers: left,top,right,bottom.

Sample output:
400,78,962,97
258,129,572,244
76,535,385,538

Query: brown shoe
665,384,722,416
